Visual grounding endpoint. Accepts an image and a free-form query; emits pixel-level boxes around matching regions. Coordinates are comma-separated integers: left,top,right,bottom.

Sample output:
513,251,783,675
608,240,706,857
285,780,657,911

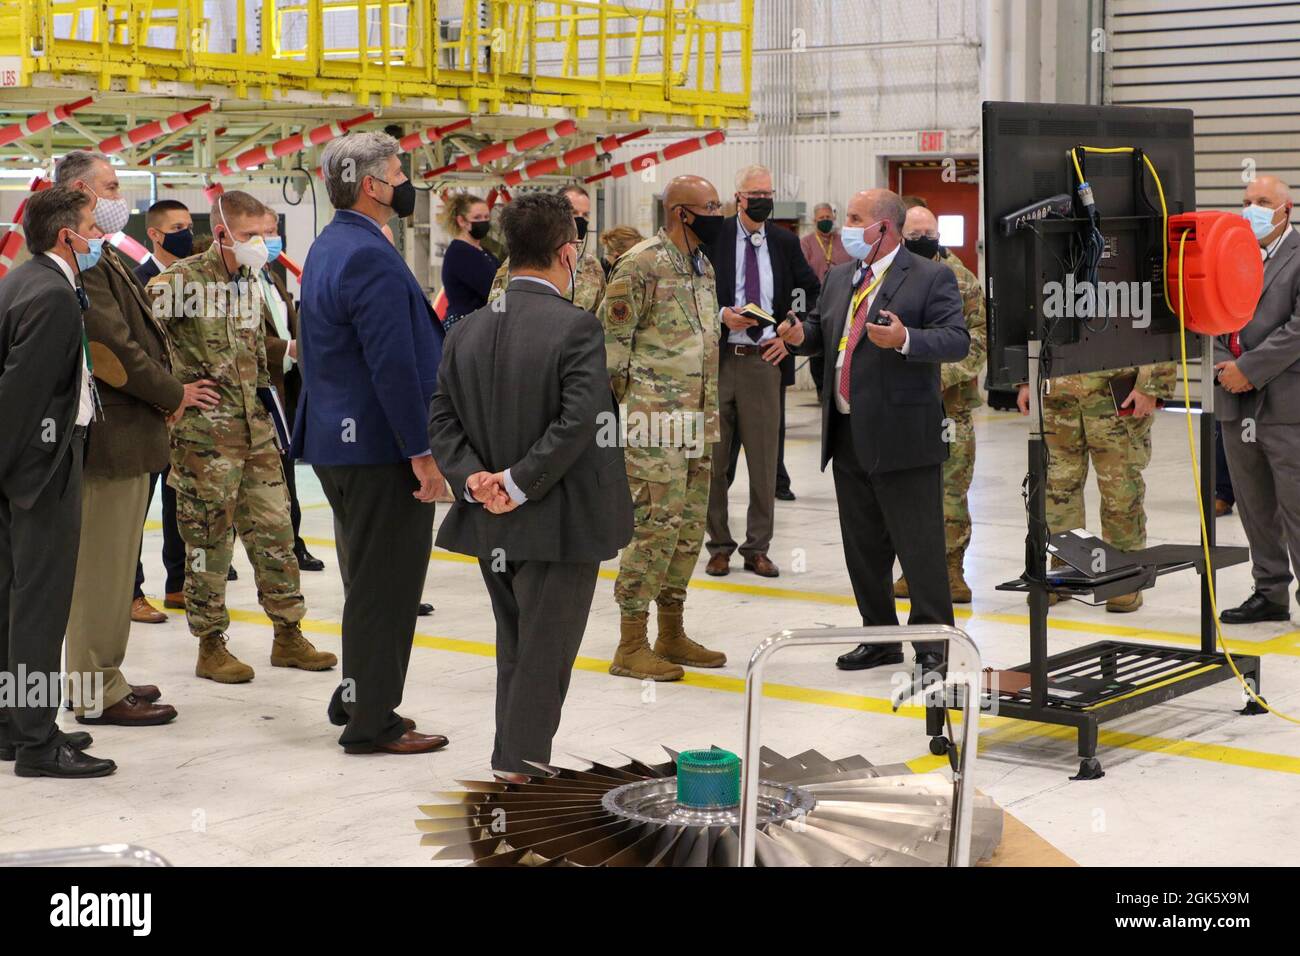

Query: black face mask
816,218,834,234
742,196,774,223
685,210,724,246
161,227,194,259
468,220,492,241
905,236,941,260
575,216,589,241
377,177,416,219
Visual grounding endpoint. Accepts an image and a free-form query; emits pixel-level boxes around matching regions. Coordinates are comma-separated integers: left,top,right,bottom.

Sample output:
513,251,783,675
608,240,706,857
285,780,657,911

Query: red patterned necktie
1228,332,1242,358
837,266,875,406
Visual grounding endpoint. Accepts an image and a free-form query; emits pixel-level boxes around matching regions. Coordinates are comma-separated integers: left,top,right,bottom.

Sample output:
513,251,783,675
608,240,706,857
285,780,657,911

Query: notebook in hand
738,303,777,327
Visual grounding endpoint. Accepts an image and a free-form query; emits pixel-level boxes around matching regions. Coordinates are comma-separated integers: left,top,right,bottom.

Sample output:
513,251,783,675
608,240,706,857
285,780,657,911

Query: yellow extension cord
1175,228,1300,724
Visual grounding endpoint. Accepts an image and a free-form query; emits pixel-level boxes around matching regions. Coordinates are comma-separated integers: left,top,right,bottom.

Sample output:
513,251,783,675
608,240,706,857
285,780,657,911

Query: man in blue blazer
293,131,449,755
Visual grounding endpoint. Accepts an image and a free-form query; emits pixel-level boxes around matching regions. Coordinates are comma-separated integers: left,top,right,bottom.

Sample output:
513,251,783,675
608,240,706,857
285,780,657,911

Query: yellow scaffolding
0,0,752,125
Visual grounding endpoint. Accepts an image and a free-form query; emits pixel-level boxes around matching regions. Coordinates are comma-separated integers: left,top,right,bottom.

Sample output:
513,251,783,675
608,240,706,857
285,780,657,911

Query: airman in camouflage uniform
893,217,987,603
598,175,726,681
150,190,335,682
487,248,605,313
1039,362,1176,612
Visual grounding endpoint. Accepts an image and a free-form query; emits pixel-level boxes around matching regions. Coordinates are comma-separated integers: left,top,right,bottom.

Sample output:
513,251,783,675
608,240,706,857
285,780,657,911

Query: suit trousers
707,347,781,559
0,436,83,759
479,558,599,773
728,385,792,493
66,472,151,715
135,469,185,598
315,462,433,748
1222,419,1300,607
830,413,949,658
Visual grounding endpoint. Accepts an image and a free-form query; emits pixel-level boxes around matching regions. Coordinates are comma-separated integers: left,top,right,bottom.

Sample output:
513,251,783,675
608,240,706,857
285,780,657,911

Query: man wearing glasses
599,175,729,683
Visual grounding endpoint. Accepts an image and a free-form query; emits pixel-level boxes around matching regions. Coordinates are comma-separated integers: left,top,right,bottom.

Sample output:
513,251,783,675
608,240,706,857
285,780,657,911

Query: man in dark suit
134,199,193,285
429,191,633,773
58,151,212,726
1216,174,1300,624
295,131,449,756
0,186,115,777
704,165,820,578
254,208,323,573
781,189,969,673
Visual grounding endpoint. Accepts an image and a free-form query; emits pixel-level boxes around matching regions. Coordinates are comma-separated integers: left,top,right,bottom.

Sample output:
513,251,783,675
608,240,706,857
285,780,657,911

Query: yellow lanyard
838,267,889,350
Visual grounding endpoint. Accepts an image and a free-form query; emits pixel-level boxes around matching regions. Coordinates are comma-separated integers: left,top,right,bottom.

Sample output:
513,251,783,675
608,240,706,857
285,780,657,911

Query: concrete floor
2,393,1297,867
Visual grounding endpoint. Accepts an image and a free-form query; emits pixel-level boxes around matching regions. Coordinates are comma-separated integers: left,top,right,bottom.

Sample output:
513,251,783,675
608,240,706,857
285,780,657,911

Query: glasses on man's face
740,190,774,200
686,201,724,214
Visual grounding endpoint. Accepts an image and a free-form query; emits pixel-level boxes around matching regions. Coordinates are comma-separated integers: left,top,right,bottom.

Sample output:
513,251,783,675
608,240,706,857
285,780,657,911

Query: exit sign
917,130,945,153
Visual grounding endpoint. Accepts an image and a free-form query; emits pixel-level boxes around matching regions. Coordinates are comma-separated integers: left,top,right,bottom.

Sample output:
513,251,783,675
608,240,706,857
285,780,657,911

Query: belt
727,343,767,356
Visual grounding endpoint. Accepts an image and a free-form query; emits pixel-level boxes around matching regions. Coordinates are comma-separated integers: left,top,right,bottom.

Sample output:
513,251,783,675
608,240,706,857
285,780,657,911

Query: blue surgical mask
1242,203,1280,241
264,236,283,261
70,233,104,272
841,219,887,261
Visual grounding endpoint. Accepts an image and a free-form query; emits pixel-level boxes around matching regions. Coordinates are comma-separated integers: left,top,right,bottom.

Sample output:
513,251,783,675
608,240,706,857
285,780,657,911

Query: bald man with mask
1217,174,1300,625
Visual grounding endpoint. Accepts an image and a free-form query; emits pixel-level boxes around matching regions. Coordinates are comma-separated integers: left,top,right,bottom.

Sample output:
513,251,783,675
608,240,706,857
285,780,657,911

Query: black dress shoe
417,602,434,616
914,653,948,679
227,566,238,581
1221,592,1289,625
0,731,92,762
14,742,116,778
294,543,325,572
836,643,905,671
775,487,796,501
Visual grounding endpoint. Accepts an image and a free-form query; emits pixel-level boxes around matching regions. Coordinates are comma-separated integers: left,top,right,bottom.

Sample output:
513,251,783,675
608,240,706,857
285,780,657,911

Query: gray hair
734,163,772,192
54,150,112,187
866,190,907,230
321,131,400,210
813,202,834,217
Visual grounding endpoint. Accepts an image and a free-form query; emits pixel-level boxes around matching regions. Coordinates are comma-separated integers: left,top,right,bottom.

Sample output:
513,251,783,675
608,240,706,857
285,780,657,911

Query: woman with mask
599,225,645,278
439,193,499,329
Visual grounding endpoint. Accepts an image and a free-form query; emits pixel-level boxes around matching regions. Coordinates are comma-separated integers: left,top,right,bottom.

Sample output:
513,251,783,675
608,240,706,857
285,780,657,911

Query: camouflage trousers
942,402,975,566
614,448,712,618
169,437,305,639
1043,392,1153,553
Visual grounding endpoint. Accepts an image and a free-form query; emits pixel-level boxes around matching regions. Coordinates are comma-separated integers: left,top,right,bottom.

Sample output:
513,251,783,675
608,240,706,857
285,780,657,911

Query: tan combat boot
196,634,255,684
893,575,909,599
653,605,726,668
1106,591,1143,613
948,557,972,604
271,627,338,670
609,615,683,682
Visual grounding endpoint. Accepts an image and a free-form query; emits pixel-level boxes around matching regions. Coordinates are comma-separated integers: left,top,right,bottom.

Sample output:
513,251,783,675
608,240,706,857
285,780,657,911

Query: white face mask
216,201,270,271
92,191,130,235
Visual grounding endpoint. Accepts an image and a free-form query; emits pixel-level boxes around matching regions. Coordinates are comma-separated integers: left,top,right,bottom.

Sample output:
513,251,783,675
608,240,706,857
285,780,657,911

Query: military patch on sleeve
608,299,632,325
607,277,631,299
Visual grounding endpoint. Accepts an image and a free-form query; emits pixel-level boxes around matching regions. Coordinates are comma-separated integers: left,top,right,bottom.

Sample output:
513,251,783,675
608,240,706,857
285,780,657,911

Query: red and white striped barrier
141,126,229,165
0,97,95,149
423,120,577,180
0,176,52,278
278,252,302,281
107,232,151,265
584,130,726,183
502,128,650,186
99,104,213,156
218,112,375,175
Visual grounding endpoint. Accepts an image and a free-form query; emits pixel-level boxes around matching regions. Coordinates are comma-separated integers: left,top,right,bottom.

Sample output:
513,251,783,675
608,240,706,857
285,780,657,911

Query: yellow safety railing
0,0,752,123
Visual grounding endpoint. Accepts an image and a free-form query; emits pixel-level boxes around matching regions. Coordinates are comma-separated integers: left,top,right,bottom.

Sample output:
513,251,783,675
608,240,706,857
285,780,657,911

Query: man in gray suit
429,191,633,773
1217,174,1300,624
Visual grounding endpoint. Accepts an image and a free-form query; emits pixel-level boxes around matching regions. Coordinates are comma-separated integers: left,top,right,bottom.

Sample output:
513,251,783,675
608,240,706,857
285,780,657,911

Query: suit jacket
0,256,84,509
429,278,633,563
80,245,183,479
1214,229,1300,424
795,246,970,473
291,210,445,465
708,217,821,386
260,268,302,423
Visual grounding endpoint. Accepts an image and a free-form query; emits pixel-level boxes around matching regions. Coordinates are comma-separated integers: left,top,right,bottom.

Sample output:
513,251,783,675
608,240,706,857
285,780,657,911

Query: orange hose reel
1166,211,1262,335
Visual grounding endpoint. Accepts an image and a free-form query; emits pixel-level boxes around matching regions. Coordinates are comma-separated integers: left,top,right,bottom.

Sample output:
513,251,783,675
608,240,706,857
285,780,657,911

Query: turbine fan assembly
418,745,1004,866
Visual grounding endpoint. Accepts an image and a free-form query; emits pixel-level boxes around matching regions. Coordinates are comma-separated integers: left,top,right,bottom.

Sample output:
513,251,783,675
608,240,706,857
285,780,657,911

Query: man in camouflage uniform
1019,363,1175,612
598,175,727,681
150,190,335,681
487,184,606,313
894,205,987,603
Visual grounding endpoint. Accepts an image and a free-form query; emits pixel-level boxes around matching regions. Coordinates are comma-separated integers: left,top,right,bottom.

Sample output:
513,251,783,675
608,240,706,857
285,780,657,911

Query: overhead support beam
0,97,95,149
585,130,726,183
422,120,577,180
501,128,651,186
100,104,214,155
218,112,375,175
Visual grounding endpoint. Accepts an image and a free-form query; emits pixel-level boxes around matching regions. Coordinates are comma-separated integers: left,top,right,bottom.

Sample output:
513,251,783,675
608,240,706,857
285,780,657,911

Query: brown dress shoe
401,717,416,732
163,591,185,610
705,552,731,576
130,596,167,624
743,553,780,577
76,693,177,726
345,730,449,755
131,684,161,703
1214,499,1233,517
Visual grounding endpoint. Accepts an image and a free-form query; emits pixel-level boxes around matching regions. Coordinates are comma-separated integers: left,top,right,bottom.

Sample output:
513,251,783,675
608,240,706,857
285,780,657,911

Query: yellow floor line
170,604,1300,777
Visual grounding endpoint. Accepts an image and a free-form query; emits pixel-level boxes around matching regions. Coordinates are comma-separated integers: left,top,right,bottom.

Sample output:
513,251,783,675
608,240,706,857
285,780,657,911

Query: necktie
838,266,875,407
743,234,763,342
1228,332,1242,358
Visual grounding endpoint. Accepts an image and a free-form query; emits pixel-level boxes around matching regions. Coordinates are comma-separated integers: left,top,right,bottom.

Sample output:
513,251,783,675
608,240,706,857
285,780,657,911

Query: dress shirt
44,251,94,427
258,270,294,374
1263,224,1294,261
727,220,775,345
833,244,910,414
